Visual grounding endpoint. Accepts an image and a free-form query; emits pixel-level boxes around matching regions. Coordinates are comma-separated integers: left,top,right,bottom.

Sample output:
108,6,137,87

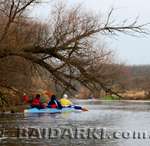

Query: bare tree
0,1,148,105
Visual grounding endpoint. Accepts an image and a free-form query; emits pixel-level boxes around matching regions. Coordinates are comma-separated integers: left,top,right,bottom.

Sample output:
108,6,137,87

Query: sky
31,0,150,65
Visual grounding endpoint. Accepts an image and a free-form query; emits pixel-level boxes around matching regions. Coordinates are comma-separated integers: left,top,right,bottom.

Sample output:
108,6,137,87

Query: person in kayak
31,94,45,109
22,93,29,104
60,94,88,111
47,95,62,109
60,94,73,107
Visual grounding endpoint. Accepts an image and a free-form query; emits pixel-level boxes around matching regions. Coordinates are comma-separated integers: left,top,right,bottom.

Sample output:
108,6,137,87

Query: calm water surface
1,100,150,146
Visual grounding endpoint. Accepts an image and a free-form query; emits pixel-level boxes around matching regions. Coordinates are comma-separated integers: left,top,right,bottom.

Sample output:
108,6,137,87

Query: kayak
24,107,82,114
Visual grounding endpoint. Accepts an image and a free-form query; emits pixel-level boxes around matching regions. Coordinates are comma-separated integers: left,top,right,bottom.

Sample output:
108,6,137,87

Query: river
1,100,150,146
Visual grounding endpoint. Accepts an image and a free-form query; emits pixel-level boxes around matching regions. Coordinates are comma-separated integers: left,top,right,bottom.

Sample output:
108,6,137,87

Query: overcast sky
31,0,150,65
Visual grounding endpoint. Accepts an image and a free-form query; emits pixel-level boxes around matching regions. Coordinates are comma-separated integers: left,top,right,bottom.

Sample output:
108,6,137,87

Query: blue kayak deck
24,107,80,113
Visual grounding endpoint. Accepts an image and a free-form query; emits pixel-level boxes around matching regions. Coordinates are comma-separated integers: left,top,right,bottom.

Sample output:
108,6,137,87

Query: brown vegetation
0,0,148,107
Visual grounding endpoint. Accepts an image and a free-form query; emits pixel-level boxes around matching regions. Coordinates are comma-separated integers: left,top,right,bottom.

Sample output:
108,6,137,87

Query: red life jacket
32,98,40,106
50,104,57,108
22,95,29,103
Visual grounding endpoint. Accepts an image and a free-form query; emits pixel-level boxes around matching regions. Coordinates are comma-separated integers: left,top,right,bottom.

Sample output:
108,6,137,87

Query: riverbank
120,90,150,100
0,105,29,113
1,90,150,113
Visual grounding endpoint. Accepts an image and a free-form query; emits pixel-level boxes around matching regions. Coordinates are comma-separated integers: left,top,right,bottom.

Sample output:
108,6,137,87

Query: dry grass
121,90,148,100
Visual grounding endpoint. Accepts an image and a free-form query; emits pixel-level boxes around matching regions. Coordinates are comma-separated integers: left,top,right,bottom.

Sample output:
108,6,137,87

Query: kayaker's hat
63,94,68,99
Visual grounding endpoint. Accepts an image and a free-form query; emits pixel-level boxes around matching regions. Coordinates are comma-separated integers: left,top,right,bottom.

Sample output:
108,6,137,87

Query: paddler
31,94,45,109
47,95,62,109
60,94,88,111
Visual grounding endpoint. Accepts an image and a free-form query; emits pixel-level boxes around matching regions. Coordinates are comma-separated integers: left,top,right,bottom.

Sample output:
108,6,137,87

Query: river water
1,100,150,146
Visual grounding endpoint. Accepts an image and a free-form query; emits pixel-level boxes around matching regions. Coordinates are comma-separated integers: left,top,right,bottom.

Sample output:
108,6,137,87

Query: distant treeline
118,65,150,91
